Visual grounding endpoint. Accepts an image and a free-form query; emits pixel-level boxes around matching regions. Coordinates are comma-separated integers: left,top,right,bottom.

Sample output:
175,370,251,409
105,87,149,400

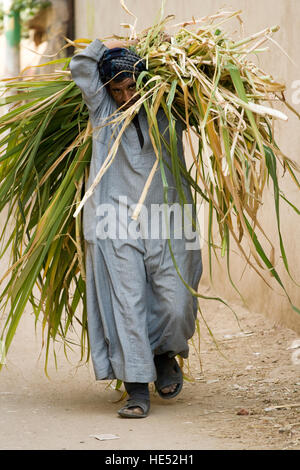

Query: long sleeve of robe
70,40,203,382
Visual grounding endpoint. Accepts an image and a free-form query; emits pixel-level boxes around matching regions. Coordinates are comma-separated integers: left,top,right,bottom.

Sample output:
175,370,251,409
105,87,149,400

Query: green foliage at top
0,0,51,36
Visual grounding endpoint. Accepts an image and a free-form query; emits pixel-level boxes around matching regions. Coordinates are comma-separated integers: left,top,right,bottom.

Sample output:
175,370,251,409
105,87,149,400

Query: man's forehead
110,78,136,89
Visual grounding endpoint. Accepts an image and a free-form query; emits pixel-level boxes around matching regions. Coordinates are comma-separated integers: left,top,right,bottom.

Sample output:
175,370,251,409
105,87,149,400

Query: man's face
108,77,138,110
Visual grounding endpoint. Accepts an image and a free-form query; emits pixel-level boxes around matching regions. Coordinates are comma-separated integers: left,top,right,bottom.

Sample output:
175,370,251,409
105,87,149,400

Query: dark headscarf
99,47,146,84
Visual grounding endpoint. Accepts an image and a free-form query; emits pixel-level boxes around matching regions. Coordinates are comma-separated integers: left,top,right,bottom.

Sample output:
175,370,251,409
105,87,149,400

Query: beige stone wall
73,0,300,333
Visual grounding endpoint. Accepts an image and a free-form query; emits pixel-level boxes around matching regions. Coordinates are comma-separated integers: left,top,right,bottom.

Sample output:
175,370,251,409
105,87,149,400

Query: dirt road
1,287,299,451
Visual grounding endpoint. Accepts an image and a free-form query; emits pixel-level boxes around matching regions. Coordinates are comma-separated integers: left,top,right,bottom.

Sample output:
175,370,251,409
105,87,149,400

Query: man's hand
104,38,138,49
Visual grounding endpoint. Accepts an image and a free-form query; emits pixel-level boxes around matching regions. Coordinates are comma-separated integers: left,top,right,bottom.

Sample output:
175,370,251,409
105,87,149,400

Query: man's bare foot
154,353,183,399
118,397,150,418
119,383,150,418
161,384,177,394
121,406,144,416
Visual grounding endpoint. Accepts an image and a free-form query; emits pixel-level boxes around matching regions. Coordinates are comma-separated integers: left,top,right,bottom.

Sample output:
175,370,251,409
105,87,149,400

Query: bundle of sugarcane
0,69,91,370
0,6,299,372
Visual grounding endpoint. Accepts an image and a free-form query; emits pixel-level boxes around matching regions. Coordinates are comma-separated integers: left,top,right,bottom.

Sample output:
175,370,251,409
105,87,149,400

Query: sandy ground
0,284,299,451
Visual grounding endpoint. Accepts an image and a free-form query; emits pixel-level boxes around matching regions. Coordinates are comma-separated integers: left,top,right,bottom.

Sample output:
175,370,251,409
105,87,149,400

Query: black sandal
118,398,150,418
154,353,183,399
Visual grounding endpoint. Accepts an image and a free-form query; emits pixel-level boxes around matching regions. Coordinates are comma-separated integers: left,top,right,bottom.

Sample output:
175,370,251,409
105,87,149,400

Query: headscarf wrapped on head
99,47,147,84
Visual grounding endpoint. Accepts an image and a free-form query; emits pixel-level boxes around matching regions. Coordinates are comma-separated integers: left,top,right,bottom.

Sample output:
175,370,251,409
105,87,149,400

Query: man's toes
161,384,177,394
123,407,144,415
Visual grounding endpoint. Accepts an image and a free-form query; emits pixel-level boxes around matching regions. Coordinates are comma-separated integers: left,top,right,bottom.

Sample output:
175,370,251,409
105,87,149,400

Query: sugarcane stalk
229,25,280,49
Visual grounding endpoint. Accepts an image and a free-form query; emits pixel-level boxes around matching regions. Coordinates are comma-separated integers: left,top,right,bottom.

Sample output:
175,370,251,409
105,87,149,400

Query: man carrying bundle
69,38,202,418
